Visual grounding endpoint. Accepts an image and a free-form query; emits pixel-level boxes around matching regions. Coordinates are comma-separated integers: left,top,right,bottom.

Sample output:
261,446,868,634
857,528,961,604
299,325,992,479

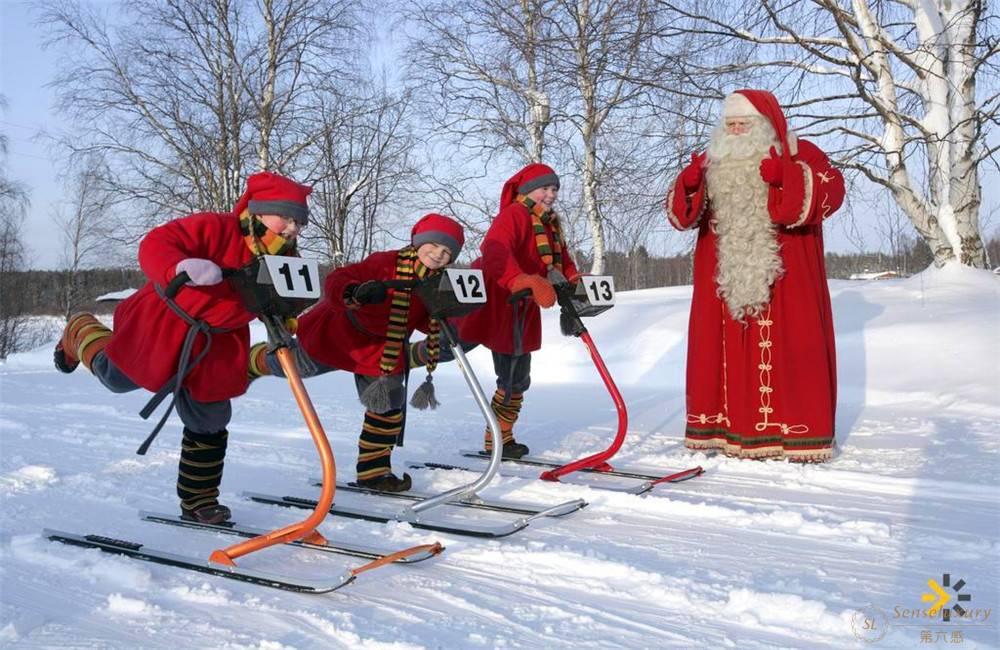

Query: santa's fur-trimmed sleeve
768,139,845,228
665,175,707,231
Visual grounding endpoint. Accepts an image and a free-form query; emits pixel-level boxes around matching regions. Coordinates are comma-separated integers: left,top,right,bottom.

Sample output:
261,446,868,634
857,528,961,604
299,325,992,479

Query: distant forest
10,235,997,318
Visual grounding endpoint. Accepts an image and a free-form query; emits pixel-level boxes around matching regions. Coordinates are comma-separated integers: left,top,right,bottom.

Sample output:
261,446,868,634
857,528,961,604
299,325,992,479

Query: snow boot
356,472,412,493
180,502,232,524
501,440,530,459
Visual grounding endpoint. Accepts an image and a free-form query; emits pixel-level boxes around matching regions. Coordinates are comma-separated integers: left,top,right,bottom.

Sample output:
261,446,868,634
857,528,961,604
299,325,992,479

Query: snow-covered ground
1,263,997,649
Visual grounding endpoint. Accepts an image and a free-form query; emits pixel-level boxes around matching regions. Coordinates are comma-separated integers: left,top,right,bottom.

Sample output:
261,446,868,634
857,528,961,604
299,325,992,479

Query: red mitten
509,273,556,308
759,147,785,186
680,152,707,191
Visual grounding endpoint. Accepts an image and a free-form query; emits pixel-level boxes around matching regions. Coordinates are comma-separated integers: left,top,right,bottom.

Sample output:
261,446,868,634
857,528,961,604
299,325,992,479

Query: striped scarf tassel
409,317,441,410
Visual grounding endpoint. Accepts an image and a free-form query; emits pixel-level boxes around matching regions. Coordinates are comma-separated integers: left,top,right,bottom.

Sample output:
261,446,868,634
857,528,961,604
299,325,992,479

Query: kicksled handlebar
507,283,586,337
163,267,239,300
508,289,532,304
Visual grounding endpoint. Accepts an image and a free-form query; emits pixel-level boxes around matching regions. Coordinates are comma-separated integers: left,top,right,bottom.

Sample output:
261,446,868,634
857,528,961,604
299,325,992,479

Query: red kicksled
465,281,703,496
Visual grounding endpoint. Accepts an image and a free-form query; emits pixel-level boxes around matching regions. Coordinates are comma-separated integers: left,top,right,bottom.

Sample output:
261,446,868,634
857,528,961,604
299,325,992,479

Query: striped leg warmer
57,313,113,372
484,388,523,450
248,342,270,380
177,429,229,514
356,408,403,482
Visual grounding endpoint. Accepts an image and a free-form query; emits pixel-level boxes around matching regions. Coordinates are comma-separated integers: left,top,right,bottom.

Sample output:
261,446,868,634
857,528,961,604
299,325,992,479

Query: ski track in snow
1,264,998,648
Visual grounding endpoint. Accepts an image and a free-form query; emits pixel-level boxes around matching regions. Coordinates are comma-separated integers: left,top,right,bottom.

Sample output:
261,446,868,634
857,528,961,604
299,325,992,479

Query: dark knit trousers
90,352,232,431
90,351,233,512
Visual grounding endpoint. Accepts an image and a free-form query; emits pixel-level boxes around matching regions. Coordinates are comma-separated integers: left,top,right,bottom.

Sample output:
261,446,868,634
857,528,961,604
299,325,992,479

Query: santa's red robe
666,132,844,461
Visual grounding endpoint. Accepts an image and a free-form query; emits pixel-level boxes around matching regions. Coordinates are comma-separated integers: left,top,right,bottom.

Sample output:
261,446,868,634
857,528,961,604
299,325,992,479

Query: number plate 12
445,269,487,303
263,255,321,299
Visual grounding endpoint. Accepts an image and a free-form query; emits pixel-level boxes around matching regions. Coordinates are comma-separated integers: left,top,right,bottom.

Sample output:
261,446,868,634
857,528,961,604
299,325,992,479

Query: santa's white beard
705,124,783,321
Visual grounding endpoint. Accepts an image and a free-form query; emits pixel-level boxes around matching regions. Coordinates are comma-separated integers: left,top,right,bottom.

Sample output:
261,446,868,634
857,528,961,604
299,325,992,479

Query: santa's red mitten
509,274,556,308
769,160,810,226
759,147,787,186
680,152,707,191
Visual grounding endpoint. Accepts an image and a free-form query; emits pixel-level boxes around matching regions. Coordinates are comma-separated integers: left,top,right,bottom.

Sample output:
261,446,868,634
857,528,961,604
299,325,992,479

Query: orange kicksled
46,257,443,593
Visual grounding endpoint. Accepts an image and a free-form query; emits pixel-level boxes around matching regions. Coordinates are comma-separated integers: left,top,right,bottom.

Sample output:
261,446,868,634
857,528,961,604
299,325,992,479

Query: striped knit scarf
516,194,564,272
239,210,297,257
379,246,440,373
361,246,443,412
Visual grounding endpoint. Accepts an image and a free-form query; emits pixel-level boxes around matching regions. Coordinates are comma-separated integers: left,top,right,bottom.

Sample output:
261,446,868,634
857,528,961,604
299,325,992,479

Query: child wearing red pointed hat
53,171,313,523
456,163,581,459
249,213,466,492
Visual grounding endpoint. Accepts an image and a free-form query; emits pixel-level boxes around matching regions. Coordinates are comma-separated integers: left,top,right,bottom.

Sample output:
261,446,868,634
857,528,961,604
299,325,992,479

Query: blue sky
1,1,68,268
2,1,997,270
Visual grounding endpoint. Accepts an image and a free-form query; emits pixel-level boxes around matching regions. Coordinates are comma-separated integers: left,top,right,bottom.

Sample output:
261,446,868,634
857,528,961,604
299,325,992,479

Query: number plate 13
263,255,321,299
582,275,615,305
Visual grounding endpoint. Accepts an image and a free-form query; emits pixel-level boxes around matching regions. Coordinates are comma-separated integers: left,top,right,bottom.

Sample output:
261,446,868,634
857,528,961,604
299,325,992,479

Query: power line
5,146,56,162
0,119,47,132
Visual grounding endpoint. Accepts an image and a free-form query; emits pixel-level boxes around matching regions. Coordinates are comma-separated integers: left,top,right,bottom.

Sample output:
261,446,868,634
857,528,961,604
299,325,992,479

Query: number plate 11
263,255,321,299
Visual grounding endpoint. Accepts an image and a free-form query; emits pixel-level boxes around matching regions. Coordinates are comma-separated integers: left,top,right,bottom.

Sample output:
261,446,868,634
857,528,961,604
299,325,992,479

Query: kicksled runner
411,275,704,495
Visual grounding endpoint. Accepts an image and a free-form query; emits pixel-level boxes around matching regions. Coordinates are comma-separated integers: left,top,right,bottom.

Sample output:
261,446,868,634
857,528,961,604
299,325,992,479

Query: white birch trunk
850,0,987,267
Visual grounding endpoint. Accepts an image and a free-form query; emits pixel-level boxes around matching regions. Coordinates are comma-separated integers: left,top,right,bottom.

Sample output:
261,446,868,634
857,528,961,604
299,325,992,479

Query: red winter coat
104,212,257,402
296,251,434,376
665,138,845,460
457,201,579,354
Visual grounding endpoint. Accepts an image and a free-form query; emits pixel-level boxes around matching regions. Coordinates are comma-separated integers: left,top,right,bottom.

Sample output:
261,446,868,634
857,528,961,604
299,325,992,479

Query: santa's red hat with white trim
722,89,797,156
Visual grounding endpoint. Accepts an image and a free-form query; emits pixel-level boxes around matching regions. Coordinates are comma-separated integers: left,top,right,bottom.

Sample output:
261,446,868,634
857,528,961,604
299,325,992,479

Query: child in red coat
54,171,312,523
249,214,465,492
457,163,580,458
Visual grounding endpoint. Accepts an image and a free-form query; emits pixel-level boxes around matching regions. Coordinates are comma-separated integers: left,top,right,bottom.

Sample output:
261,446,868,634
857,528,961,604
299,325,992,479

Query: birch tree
39,0,356,241
56,154,116,317
661,0,999,268
549,0,663,274
407,0,561,164
0,99,32,358
407,0,685,273
298,88,417,265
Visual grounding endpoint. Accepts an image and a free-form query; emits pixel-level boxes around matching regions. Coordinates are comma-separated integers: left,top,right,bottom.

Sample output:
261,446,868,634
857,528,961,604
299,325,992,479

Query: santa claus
665,89,845,462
